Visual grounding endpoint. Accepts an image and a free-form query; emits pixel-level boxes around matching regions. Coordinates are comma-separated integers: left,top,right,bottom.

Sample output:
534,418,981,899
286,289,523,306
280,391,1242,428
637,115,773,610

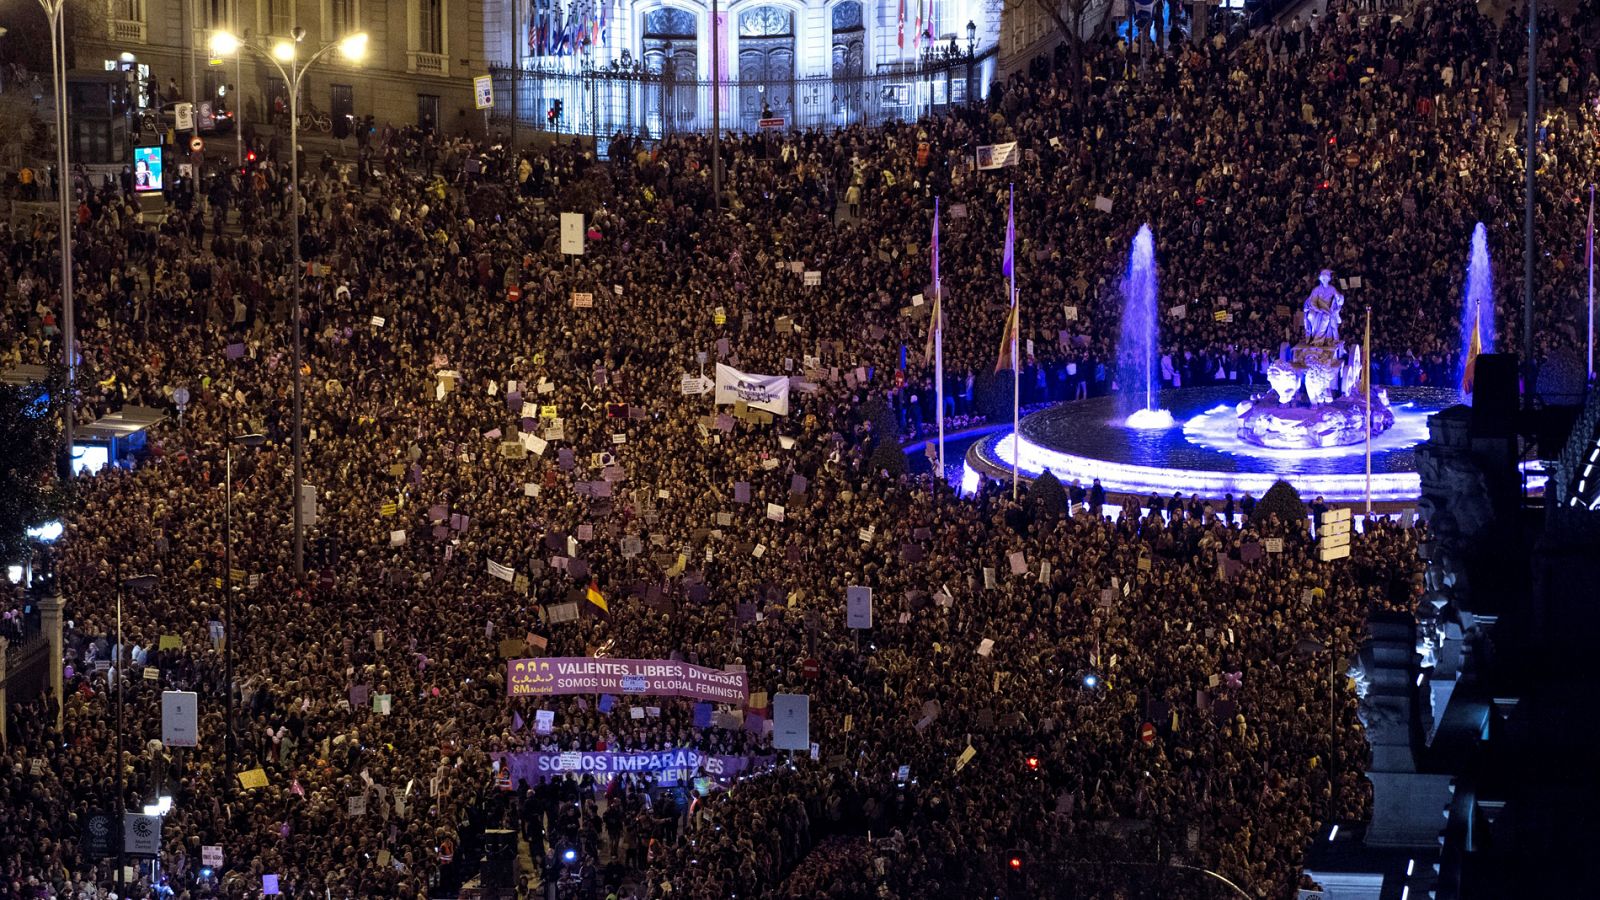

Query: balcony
408,51,447,77
111,19,147,44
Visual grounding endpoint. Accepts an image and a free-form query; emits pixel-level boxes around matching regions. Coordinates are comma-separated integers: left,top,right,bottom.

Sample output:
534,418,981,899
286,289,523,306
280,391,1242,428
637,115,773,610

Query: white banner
487,560,516,583
679,374,713,396
714,364,790,416
976,141,1020,170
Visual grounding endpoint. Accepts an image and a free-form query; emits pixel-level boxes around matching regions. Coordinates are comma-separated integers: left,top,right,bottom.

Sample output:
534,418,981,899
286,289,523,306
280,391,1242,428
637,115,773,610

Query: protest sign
714,364,790,416
507,657,748,704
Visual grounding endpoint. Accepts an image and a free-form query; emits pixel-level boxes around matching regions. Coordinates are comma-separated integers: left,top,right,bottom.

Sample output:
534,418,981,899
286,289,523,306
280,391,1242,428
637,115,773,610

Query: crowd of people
2,0,1599,896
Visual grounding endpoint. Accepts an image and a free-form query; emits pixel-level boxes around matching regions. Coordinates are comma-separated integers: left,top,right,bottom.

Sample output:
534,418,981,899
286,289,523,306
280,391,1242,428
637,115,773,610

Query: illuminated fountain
1235,269,1394,449
1459,222,1494,396
1118,225,1175,429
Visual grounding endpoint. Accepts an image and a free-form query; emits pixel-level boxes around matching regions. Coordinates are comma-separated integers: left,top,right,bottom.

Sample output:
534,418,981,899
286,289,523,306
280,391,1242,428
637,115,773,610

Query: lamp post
210,27,367,579
966,21,977,108
37,1,75,477
223,433,265,788
117,573,159,898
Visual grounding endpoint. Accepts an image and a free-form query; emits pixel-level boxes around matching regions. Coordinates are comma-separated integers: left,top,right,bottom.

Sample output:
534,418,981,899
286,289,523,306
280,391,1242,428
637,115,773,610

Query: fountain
1236,270,1394,448
1460,223,1494,394
1118,225,1175,429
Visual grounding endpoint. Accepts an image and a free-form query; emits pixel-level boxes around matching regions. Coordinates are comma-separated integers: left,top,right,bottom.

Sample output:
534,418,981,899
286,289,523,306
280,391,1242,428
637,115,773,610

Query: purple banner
507,657,748,704
493,748,775,787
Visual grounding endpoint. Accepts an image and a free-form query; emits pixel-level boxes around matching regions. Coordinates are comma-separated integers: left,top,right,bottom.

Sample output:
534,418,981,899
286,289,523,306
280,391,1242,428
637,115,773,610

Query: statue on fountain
1237,269,1394,449
1302,269,1345,345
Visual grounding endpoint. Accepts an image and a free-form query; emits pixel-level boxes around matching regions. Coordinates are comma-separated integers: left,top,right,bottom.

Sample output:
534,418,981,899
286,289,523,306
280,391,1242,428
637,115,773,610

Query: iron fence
488,47,994,145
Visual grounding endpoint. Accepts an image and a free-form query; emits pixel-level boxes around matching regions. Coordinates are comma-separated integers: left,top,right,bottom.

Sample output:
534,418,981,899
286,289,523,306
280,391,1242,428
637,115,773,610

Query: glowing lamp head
208,31,241,57
339,32,369,62
562,849,577,864
1083,673,1099,689
272,41,296,62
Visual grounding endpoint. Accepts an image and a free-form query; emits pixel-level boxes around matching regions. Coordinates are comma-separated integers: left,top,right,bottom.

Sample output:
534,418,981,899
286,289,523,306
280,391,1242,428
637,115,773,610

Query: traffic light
548,99,563,124
1025,755,1040,771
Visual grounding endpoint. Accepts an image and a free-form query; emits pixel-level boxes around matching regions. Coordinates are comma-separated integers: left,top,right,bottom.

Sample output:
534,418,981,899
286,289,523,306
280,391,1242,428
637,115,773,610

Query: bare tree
1007,0,1096,102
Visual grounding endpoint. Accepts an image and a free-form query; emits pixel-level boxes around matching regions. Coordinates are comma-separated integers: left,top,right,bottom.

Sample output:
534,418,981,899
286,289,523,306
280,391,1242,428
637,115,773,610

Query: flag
1462,302,1482,393
1002,193,1015,281
898,0,906,49
527,0,539,54
585,581,610,617
512,711,525,731
995,304,1019,374
925,205,942,364
600,0,610,45
914,0,923,51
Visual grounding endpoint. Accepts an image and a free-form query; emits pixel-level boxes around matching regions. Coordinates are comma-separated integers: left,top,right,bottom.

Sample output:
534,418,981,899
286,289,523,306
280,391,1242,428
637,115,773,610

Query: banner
123,813,162,856
714,364,791,416
494,748,776,787
507,657,748,704
976,142,1020,170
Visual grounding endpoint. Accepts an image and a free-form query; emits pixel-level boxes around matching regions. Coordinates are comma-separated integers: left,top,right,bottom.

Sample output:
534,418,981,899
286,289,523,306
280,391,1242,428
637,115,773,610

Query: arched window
830,2,864,79
737,5,794,127
642,6,697,78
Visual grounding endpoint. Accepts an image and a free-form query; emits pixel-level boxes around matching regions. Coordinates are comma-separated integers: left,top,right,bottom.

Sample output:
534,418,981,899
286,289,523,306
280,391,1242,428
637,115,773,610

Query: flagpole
934,198,946,487
1587,183,1594,383
1010,185,1019,499
1364,306,1372,517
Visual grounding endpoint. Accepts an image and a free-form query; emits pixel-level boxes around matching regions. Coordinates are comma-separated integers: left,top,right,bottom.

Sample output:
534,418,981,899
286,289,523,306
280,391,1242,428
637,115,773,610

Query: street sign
801,658,820,680
174,102,194,132
758,117,785,129
473,75,494,110
506,284,521,303
161,691,198,747
123,813,162,856
1139,722,1156,746
190,136,204,153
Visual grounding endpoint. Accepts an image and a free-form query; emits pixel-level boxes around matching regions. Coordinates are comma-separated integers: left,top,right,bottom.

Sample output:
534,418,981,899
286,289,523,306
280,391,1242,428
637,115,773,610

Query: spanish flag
1462,302,1482,394
585,581,610,617
994,303,1019,375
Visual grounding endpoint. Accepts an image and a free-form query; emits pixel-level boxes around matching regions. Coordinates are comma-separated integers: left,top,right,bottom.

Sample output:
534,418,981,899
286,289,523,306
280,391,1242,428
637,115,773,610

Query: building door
830,1,865,124
331,84,354,130
417,94,440,131
738,6,794,130
641,7,697,138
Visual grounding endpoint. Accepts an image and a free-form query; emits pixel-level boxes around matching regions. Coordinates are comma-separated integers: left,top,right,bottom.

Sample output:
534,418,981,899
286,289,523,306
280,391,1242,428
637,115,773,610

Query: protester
1,0,1594,896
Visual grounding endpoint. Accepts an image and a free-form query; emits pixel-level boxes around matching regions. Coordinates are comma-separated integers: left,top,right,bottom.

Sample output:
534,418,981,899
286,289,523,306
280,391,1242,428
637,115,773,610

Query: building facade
78,0,1000,139
84,0,490,135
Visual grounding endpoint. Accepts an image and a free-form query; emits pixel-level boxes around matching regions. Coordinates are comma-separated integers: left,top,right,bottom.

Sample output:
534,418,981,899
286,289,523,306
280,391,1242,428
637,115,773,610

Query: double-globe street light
37,1,76,475
207,27,367,579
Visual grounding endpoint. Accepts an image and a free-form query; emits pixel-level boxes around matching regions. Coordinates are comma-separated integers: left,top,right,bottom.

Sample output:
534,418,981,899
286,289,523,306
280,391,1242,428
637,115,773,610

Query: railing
489,46,995,144
409,51,447,77
1548,383,1600,518
111,18,147,44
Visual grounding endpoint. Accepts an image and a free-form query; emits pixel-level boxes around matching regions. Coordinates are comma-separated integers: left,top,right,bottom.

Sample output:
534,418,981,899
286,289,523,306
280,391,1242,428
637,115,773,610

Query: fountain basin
1237,395,1396,449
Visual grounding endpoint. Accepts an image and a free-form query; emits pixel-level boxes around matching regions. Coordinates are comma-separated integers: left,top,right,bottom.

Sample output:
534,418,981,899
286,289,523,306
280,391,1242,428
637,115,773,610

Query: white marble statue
1303,269,1345,344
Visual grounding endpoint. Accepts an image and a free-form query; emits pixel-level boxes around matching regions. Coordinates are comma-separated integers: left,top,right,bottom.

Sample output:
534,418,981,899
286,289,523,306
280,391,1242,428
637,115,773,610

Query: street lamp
209,26,367,579
222,433,265,787
37,1,76,477
116,573,159,898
